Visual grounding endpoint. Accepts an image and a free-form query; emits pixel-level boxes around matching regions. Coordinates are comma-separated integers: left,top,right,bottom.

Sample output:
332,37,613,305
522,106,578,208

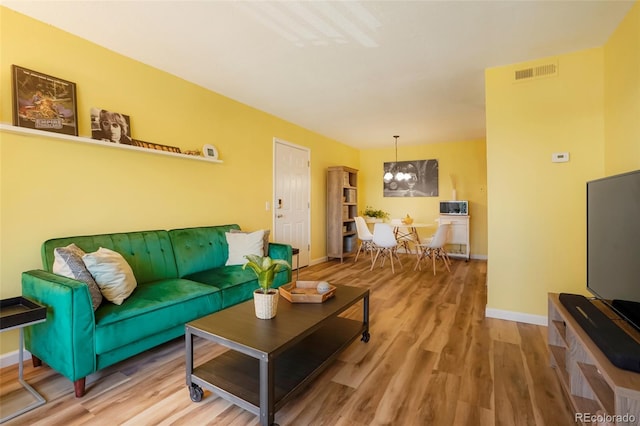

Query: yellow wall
604,0,640,175
485,0,640,319
359,139,487,257
486,49,606,318
0,8,358,353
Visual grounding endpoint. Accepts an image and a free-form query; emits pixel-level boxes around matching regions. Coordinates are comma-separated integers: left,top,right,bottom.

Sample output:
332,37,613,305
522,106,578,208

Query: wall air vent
514,61,558,83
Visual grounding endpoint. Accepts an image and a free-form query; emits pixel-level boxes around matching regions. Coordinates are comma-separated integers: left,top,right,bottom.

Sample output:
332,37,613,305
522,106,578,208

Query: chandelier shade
385,135,409,183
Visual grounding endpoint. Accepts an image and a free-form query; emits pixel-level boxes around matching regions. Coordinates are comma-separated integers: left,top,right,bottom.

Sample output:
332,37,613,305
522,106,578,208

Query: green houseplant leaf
363,205,389,220
243,254,291,293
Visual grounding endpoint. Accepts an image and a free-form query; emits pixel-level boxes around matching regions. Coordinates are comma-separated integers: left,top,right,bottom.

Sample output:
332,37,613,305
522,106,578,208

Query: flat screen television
587,169,640,330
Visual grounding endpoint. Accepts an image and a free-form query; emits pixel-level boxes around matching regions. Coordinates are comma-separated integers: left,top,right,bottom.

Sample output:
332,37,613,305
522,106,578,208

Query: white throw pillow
225,229,265,266
230,228,270,255
53,243,103,311
82,247,137,305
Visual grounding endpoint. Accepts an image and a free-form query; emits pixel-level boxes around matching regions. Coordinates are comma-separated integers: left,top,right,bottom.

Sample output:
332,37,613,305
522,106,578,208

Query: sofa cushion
169,224,240,277
42,230,178,284
83,247,137,305
53,243,103,310
225,229,265,266
94,279,222,354
184,265,289,308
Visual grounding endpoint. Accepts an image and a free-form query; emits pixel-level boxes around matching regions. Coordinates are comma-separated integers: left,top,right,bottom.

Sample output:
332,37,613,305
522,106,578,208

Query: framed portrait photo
11,65,78,136
90,107,132,145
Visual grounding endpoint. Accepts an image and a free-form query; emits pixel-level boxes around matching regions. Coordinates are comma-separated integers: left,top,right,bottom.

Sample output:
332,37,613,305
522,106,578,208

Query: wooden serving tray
279,281,337,303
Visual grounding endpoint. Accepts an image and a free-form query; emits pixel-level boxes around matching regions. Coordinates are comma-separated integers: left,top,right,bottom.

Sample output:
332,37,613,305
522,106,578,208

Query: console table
0,297,47,423
292,247,300,281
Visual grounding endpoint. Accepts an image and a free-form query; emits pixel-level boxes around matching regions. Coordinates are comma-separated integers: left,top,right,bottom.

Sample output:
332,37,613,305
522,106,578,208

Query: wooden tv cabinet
548,293,640,425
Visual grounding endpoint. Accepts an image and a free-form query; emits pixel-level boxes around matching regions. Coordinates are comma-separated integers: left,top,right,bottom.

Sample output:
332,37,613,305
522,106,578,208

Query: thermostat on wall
202,144,219,160
552,152,569,163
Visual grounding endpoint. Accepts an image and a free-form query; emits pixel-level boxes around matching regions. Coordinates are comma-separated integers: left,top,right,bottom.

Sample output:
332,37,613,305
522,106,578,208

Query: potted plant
243,254,291,319
363,206,389,223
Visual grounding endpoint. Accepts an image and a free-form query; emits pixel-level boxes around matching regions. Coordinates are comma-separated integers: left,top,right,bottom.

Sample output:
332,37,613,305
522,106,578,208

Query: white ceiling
3,1,634,149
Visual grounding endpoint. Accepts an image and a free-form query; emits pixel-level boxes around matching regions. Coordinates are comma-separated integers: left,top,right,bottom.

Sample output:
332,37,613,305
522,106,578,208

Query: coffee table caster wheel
189,384,203,402
361,331,370,342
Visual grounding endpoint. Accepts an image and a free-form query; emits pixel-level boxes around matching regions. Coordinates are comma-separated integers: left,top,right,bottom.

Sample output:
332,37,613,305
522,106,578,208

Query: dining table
391,222,434,254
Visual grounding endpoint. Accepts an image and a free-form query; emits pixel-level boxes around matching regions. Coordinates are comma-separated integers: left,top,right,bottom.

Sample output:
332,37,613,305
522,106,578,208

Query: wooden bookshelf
326,166,358,262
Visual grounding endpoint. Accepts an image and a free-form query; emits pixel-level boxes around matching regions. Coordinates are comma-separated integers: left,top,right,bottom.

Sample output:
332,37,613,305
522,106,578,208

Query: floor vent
514,61,558,82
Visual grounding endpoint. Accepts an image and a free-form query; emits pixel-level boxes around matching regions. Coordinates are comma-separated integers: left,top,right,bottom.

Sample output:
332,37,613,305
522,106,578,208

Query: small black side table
0,297,47,424
292,247,300,281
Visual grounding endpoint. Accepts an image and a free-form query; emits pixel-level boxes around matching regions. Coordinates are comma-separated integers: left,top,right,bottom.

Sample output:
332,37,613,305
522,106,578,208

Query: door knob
276,214,284,218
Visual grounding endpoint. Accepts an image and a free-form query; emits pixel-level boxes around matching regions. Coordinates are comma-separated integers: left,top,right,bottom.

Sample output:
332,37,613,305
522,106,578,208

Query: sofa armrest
267,242,292,261
22,270,96,382
267,243,293,284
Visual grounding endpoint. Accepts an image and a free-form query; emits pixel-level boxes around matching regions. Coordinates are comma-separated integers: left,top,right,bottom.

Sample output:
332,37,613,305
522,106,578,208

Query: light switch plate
552,152,569,163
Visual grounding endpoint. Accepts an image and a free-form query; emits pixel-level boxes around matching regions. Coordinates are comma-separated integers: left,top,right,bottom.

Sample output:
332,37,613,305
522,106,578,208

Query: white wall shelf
0,123,223,163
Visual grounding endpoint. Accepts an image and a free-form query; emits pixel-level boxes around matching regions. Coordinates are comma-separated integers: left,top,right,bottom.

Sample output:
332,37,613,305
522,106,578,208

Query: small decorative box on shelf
0,297,46,330
279,281,337,303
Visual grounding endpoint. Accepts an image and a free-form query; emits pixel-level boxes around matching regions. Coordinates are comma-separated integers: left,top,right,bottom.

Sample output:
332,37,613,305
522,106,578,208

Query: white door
273,139,310,268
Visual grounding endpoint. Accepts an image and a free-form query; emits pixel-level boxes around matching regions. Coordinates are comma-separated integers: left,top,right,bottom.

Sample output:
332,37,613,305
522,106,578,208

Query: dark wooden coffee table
185,284,370,426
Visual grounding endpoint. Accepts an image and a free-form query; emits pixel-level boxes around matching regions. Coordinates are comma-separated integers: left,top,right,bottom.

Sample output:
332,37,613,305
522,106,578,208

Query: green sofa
21,224,292,397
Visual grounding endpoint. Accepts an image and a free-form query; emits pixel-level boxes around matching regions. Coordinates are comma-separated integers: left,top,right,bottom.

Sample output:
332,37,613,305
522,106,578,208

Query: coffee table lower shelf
189,316,366,421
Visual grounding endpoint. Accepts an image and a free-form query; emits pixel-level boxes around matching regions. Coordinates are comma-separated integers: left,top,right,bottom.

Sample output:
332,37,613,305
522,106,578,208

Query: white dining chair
391,219,416,254
414,223,451,275
371,223,402,273
354,216,375,264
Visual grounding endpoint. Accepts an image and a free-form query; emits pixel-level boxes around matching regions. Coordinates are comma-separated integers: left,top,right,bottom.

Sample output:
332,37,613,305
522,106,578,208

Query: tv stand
559,293,640,373
548,293,640,424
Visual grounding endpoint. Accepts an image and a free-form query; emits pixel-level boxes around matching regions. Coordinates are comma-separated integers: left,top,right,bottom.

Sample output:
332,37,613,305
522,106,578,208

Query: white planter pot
253,289,279,319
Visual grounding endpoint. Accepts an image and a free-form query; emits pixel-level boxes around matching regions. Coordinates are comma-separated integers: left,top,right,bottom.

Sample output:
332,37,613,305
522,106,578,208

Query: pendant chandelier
383,135,409,183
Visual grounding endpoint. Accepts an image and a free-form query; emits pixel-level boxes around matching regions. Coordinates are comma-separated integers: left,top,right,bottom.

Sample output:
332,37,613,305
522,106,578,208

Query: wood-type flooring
0,255,574,425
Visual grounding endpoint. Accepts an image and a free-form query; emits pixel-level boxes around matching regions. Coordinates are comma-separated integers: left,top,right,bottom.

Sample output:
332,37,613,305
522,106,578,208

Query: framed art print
383,159,439,197
12,65,78,136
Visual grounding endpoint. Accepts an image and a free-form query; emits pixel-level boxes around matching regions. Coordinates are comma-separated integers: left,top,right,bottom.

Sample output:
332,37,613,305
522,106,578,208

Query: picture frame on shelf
202,144,219,160
11,65,78,136
90,107,133,145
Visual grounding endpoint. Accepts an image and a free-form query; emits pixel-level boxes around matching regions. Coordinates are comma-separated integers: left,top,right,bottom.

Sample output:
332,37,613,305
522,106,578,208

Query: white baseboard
396,248,487,261
0,349,32,368
485,308,548,326
309,254,486,266
310,256,327,266
470,254,487,260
